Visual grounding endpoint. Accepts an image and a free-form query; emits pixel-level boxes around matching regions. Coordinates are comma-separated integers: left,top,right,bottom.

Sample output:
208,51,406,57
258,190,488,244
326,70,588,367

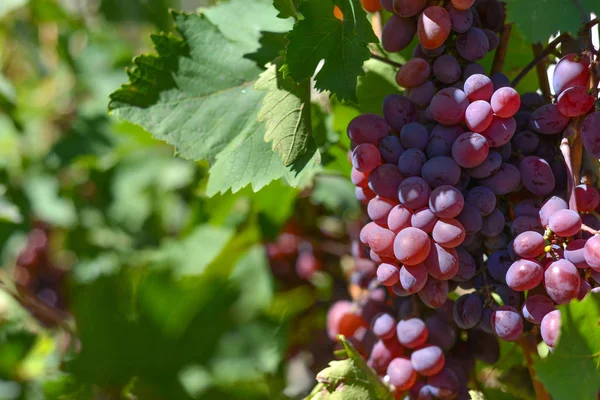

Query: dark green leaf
282,0,378,103
273,0,299,19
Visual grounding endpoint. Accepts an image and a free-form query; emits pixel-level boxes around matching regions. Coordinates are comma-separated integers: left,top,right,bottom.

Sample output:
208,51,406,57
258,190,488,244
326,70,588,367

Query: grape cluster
267,227,322,281
332,0,600,396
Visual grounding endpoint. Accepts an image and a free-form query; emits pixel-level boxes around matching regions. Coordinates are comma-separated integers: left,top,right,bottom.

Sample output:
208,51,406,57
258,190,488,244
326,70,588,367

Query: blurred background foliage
0,0,365,398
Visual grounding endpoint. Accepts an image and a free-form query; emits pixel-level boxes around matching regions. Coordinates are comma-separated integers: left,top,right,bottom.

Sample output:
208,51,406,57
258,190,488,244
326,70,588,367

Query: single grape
429,185,464,218
447,4,472,33
454,293,483,329
480,208,505,237
400,263,429,293
575,184,600,212
393,0,427,17
388,204,413,233
582,111,600,158
411,346,445,376
519,156,555,196
506,259,543,291
396,318,428,348
430,87,469,126
426,368,460,399
426,124,463,158
496,285,522,309
512,231,545,258
421,156,461,187
484,232,508,251
487,250,511,283
373,313,396,339
368,163,404,199
379,135,405,164
400,122,429,150
465,150,502,178
424,242,459,279
564,238,588,268
394,227,431,265
418,277,449,308
557,86,594,117
398,148,426,177
548,209,582,237
539,196,568,227
408,80,435,108
327,301,365,340
478,307,495,334
368,197,397,227
552,53,590,95
584,235,600,270
351,168,369,187
456,27,490,61
452,132,489,168
352,143,381,172
387,357,417,390
347,114,390,145
481,116,516,147
491,87,520,118
432,219,465,248
377,263,400,286
418,6,452,50
544,259,580,304
529,104,570,134
491,306,523,342
396,59,431,88
514,199,541,218
540,310,561,348
425,316,457,351
433,54,461,84
483,28,499,50
382,15,417,52
465,100,494,132
411,207,438,233
522,295,555,324
490,72,510,90
454,247,477,281
383,94,418,132
398,176,431,209
366,225,396,257
578,280,591,300
479,163,521,195
512,130,540,154
466,186,496,216
456,203,483,235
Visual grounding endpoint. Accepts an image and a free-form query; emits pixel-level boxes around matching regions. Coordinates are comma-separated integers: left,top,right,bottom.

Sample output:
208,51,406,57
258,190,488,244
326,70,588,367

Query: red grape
418,6,451,50
394,227,431,265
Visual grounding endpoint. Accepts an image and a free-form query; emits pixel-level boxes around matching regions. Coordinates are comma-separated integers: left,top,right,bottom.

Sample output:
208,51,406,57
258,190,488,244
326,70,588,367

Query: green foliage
282,0,378,103
536,294,600,400
307,336,393,400
506,0,600,43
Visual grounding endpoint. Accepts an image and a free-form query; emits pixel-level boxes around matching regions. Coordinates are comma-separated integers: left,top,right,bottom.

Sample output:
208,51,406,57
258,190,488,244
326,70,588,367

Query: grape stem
512,33,569,87
532,43,553,103
560,137,579,212
582,224,600,236
519,335,552,400
490,18,511,74
370,53,403,69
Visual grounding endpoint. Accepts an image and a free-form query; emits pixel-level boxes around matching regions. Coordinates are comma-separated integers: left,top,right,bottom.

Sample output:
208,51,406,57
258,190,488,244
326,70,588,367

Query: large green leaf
307,336,393,400
536,294,600,400
109,12,318,195
282,0,378,103
255,63,312,166
505,0,600,43
273,0,300,19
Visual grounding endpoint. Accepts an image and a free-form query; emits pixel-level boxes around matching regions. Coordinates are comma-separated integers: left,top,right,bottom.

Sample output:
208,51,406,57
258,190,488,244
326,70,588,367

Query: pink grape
522,295,555,324
398,176,431,209
396,59,431,88
452,132,489,168
366,225,396,257
584,235,600,270
430,88,469,126
556,86,594,117
464,74,493,101
394,227,431,265
506,259,543,291
432,219,465,248
519,156,555,196
373,313,396,339
377,263,400,286
564,238,588,268
429,185,464,218
491,306,523,342
552,53,590,95
368,196,397,226
548,209,582,237
418,277,449,308
387,357,417,390
424,242,459,279
351,168,369,187
355,186,376,204
465,100,493,132
400,264,429,293
411,207,438,233
575,184,600,212
417,6,451,50
544,259,580,304
388,205,413,233
491,87,520,118
481,116,516,147
347,114,390,145
411,346,445,376
396,318,428,348
352,143,380,172
540,310,561,348
512,231,545,258
539,196,568,227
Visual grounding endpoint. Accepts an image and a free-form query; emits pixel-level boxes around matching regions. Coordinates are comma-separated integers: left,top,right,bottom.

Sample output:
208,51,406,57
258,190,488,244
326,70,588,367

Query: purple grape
483,28,499,50
368,163,404,199
529,104,570,134
490,72,510,90
411,207,438,233
426,124,463,158
491,306,523,341
582,111,600,158
400,122,429,150
520,92,545,111
421,156,461,187
430,88,469,126
514,199,540,218
347,114,390,145
382,15,417,52
487,250,511,283
433,54,461,84
429,185,465,218
398,176,431,209
512,130,539,154
424,242,459,280
398,148,426,177
453,293,483,329
481,208,505,237
454,247,476,281
482,116,516,147
479,163,521,195
418,278,449,308
522,295,555,324
408,80,436,108
447,4,473,33
465,186,496,216
456,203,483,235
383,94,418,132
426,368,460,399
462,64,486,81
456,27,489,61
379,135,405,164
466,150,502,178
425,316,457,351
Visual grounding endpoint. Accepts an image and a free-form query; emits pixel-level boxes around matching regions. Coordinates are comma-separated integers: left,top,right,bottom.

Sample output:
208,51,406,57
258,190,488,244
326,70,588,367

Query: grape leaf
536,294,600,400
505,0,599,43
245,31,289,69
307,336,394,399
255,63,312,166
273,0,299,19
109,12,318,195
282,0,378,103
356,59,398,115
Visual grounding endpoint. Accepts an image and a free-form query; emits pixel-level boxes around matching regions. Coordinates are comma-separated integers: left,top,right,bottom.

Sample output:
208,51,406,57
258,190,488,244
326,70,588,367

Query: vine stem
512,33,569,87
561,137,579,212
490,19,511,74
582,224,600,236
518,335,551,400
370,53,403,69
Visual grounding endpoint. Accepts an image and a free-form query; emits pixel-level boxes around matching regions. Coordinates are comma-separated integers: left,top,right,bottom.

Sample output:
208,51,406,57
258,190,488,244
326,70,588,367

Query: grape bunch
267,227,322,281
330,0,600,396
